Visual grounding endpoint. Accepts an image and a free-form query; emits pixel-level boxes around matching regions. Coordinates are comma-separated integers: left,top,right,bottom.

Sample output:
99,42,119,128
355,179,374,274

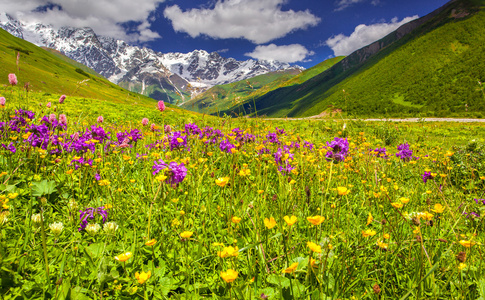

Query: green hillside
182,56,344,115
221,0,485,118
0,28,157,107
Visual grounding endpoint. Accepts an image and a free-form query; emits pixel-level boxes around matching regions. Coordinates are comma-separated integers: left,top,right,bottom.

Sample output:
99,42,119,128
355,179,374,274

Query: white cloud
0,0,164,42
245,44,314,63
326,16,419,56
163,0,320,44
335,0,380,11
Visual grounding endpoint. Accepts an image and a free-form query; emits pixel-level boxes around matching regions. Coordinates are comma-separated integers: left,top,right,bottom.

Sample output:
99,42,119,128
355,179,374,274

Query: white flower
32,213,42,228
103,222,119,234
49,222,64,237
85,223,101,236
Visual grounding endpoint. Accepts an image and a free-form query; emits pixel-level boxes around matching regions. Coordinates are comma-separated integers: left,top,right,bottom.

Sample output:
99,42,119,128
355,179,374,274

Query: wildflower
396,143,414,161
325,137,349,162
422,171,434,183
145,239,157,246
135,271,151,284
85,223,101,236
383,233,390,239
152,159,187,185
220,269,238,283
115,252,132,262
8,73,17,86
142,118,149,126
431,204,445,214
459,240,476,248
103,222,118,234
180,231,193,239
97,116,104,123
59,114,67,125
391,202,403,209
218,246,239,258
362,229,377,237
164,124,172,133
307,215,325,226
32,213,42,228
0,97,5,106
157,101,165,112
458,263,466,270
79,207,109,232
49,222,64,237
337,187,349,196
46,102,51,108
310,258,318,268
59,95,66,104
231,216,242,224
377,241,388,249
283,215,297,226
282,262,299,274
399,197,410,204
215,177,230,187
307,241,322,253
366,213,373,226
264,217,277,229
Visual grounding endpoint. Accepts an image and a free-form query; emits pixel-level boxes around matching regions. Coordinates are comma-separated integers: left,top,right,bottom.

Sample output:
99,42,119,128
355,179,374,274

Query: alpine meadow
1,0,485,299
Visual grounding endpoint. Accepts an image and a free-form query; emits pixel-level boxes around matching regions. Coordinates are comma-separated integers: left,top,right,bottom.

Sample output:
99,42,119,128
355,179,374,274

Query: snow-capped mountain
0,13,302,103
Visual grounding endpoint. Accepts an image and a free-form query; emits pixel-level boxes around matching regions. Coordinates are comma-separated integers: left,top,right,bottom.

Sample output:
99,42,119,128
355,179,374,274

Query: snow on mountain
0,13,303,102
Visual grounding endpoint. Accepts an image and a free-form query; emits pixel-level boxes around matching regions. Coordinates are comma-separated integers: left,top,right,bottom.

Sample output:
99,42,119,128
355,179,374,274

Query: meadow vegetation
1,72,485,299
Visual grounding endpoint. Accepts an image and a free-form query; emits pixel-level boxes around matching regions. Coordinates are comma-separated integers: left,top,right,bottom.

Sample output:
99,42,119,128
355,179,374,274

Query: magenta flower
142,118,149,126
158,101,165,112
46,102,51,108
0,97,5,106
97,116,104,123
152,159,187,185
59,114,67,125
164,124,172,133
59,95,66,104
49,114,57,123
8,74,17,86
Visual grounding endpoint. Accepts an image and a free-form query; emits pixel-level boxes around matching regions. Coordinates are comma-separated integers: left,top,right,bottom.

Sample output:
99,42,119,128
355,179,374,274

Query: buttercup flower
307,215,325,226
135,271,151,284
264,217,277,229
307,241,322,253
215,177,230,187
218,246,239,258
337,187,349,196
431,204,445,214
115,252,132,262
220,269,238,283
231,216,241,224
362,229,377,237
283,215,297,226
180,231,193,239
145,239,157,246
459,240,476,248
282,262,299,274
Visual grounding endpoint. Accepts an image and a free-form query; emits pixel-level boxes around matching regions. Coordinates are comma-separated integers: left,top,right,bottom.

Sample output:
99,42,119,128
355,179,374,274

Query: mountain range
0,12,301,105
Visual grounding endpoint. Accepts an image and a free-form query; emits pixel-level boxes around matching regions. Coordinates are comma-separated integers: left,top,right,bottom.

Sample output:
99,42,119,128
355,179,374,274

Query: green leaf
267,274,290,289
31,180,57,197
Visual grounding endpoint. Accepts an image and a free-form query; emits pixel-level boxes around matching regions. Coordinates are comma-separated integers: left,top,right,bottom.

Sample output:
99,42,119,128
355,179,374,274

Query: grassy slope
223,0,485,118
0,28,156,107
183,56,344,115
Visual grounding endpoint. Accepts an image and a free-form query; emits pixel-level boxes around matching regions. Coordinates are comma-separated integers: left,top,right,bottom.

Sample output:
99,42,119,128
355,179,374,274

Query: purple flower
70,157,93,170
152,159,187,185
422,171,434,183
325,137,349,162
475,199,485,205
168,131,188,150
185,123,201,135
396,143,414,161
1,142,16,153
79,207,109,232
219,139,236,153
372,147,388,159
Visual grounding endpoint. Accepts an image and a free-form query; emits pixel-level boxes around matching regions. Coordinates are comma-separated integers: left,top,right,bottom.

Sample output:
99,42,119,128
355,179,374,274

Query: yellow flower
337,187,349,196
217,246,239,258
307,215,325,226
377,241,388,249
310,258,318,268
257,190,264,194
283,215,298,226
264,217,277,229
114,252,132,262
215,177,230,187
180,231,193,239
282,262,299,274
307,241,322,253
239,169,251,176
135,270,151,284
399,197,410,204
458,263,466,270
362,229,376,237
366,212,373,226
431,204,445,214
220,269,238,283
383,233,390,239
391,202,403,209
459,240,476,248
231,216,242,224
145,239,157,246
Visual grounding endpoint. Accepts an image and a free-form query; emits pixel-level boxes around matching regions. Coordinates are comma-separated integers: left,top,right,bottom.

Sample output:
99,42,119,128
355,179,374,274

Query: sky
1,0,451,68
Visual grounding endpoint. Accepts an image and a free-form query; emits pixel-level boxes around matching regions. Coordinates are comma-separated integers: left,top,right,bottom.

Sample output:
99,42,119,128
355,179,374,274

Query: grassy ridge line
0,28,155,107
183,56,344,114
222,0,485,118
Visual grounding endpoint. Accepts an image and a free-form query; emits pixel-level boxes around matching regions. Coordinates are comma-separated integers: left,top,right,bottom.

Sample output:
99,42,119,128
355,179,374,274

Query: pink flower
142,118,149,126
59,95,66,104
59,114,67,125
0,97,5,106
72,132,79,142
157,101,165,112
46,102,52,108
8,74,17,86
49,114,56,123
150,123,156,131
97,116,104,123
164,125,172,133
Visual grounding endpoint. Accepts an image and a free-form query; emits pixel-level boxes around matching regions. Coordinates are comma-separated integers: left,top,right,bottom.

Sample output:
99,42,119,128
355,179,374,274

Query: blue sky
1,0,450,68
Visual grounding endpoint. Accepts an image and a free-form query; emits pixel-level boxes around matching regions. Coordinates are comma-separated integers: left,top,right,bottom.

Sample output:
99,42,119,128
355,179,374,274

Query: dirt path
268,116,485,122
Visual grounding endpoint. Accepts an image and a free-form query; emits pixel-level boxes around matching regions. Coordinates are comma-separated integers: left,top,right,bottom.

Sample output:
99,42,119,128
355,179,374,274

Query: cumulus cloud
163,0,320,44
0,0,164,42
326,16,418,56
245,44,314,63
